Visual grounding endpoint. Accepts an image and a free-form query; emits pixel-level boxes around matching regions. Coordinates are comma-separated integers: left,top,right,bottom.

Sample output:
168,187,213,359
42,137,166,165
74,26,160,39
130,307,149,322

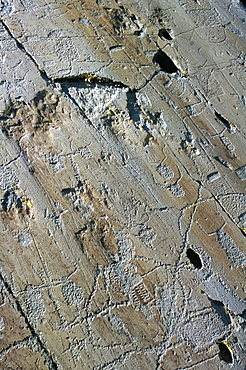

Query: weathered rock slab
0,0,245,369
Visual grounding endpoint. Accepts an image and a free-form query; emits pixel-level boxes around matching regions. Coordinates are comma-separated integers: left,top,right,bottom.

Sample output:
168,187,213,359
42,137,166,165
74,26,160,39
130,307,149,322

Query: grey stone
0,0,245,368
235,165,246,180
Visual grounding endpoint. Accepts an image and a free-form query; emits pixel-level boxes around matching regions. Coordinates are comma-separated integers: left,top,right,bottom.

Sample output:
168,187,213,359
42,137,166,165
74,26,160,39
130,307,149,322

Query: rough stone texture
0,0,245,369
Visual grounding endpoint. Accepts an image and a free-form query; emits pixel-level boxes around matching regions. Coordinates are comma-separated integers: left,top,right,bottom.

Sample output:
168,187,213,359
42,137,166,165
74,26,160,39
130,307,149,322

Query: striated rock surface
0,0,245,368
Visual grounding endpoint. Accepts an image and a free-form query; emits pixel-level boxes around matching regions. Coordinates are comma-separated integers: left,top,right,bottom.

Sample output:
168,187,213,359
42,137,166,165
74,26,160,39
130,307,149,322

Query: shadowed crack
0,20,50,84
0,273,59,369
53,74,128,88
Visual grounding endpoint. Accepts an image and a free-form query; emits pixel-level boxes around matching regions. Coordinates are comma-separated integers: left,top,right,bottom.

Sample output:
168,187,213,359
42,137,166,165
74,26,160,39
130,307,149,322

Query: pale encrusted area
0,0,245,369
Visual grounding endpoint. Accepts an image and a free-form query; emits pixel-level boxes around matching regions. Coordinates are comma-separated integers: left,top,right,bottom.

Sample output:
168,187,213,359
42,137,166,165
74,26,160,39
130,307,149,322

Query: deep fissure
0,274,59,369
153,50,178,73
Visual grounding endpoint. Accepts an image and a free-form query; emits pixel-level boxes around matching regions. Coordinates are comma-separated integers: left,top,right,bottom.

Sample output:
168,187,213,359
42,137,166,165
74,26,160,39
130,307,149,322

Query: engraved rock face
0,0,245,369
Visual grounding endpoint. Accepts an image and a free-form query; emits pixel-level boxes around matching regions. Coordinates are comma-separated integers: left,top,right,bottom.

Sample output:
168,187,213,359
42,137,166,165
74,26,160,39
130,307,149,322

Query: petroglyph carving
0,0,245,368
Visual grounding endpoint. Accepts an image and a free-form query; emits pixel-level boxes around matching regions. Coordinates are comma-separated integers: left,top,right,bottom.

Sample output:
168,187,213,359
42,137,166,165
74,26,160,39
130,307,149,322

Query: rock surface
0,0,245,369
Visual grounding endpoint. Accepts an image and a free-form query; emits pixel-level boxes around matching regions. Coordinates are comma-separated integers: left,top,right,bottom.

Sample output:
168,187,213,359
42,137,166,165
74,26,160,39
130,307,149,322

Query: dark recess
218,342,233,364
239,309,246,329
1,190,22,211
158,29,172,41
153,50,178,73
214,110,235,132
126,90,141,123
186,248,202,269
209,298,231,326
54,75,128,89
61,188,76,196
215,111,228,124
240,309,246,320
240,0,246,7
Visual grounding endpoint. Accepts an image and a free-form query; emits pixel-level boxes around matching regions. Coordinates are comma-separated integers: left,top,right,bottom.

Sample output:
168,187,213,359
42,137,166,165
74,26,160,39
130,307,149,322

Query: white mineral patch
62,281,84,306
157,164,174,179
0,166,18,190
168,183,185,197
23,285,45,325
18,231,33,247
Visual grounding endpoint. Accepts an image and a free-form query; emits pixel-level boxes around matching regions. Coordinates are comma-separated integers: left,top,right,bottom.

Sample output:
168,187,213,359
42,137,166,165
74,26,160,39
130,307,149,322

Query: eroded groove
0,336,33,360
215,110,236,132
0,20,50,84
53,74,129,89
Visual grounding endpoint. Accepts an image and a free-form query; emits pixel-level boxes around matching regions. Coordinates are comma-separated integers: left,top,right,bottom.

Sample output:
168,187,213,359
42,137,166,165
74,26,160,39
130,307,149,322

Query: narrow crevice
54,69,162,105
126,90,141,123
0,273,59,369
0,20,50,84
215,110,236,133
134,70,160,91
213,156,232,169
54,74,128,89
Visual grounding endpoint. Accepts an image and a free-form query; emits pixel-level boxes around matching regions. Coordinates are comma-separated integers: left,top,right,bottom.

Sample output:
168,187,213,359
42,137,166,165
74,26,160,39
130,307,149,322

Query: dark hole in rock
153,50,178,74
61,188,76,196
215,110,235,132
218,342,233,364
215,111,229,125
209,298,231,326
186,248,202,269
240,0,246,7
158,29,172,41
